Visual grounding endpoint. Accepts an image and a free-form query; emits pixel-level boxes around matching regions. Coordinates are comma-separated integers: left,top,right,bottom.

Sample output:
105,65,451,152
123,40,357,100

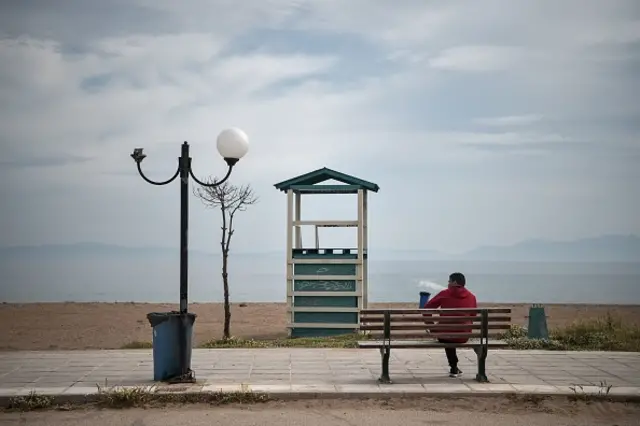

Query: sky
0,0,639,255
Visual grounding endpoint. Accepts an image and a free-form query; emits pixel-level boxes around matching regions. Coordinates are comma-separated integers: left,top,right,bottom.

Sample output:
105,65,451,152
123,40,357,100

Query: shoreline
1,302,639,351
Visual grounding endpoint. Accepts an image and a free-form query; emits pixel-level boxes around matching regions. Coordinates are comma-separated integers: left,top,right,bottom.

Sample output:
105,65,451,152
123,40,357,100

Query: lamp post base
165,369,196,384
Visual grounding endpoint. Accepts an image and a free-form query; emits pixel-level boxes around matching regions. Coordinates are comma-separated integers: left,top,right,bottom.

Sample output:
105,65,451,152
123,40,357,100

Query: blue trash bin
419,291,431,308
146,311,196,381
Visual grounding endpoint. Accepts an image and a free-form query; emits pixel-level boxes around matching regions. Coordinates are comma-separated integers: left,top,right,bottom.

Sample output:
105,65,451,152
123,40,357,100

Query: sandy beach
1,302,639,351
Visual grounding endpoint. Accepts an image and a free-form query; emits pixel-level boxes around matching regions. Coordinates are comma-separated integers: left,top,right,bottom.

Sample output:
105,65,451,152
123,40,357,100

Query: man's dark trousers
437,339,458,368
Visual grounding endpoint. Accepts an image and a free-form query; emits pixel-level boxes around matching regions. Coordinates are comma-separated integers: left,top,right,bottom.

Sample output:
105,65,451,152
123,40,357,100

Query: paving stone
15,387,70,396
0,388,18,396
608,386,640,396
249,384,292,393
0,349,639,399
290,384,337,393
421,384,472,393
334,384,382,393
467,383,516,393
377,384,426,393
201,384,245,393
63,386,102,395
512,384,561,394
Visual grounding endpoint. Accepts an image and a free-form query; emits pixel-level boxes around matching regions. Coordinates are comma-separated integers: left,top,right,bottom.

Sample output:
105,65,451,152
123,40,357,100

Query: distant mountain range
0,242,218,259
1,235,639,262
459,234,640,262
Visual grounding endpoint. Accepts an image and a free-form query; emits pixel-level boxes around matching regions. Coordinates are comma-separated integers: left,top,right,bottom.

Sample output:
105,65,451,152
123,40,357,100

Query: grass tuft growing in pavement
3,387,270,412
95,383,155,408
502,314,640,352
94,382,269,409
199,333,365,349
120,340,153,349
568,381,613,402
6,391,55,411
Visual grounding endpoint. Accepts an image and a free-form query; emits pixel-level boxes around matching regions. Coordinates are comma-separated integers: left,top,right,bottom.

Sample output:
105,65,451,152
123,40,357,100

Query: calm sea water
1,255,639,304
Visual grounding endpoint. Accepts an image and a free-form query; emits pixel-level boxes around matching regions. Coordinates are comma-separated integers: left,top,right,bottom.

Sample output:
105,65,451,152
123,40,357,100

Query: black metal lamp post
130,128,249,382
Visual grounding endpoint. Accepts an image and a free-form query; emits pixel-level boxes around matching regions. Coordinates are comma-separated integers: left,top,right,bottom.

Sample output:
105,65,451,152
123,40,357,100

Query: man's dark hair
449,272,466,287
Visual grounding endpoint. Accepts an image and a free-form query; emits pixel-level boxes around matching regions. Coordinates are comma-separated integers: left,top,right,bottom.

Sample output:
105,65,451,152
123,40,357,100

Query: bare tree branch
193,177,259,339
194,179,258,252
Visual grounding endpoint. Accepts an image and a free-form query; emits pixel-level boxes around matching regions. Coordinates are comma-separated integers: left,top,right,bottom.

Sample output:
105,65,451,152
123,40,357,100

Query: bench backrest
359,308,512,341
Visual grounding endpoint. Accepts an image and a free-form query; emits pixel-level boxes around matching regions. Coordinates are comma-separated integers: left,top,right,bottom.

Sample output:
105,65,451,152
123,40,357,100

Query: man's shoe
449,367,463,378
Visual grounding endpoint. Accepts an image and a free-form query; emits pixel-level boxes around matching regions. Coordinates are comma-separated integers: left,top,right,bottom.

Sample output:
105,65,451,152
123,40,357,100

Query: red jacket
423,286,477,343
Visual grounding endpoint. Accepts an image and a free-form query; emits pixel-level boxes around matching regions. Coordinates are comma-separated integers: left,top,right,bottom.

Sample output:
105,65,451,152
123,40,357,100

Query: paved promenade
1,349,639,398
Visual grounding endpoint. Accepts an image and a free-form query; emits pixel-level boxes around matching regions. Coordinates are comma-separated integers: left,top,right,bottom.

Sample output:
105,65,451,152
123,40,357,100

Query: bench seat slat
360,308,511,315
365,332,504,340
360,323,511,331
365,332,505,340
358,340,509,349
358,340,508,349
360,316,511,324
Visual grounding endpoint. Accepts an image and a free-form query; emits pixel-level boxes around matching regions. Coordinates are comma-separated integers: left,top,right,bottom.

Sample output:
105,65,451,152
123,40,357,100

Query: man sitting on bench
423,272,478,378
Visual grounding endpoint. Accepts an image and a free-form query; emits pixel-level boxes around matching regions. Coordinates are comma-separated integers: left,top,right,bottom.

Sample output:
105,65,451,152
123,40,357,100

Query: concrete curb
2,387,639,409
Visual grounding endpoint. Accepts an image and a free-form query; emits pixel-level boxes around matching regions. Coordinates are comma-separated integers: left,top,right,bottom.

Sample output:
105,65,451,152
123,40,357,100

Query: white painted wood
293,220,358,227
294,192,302,249
363,190,369,309
357,189,364,318
286,189,294,336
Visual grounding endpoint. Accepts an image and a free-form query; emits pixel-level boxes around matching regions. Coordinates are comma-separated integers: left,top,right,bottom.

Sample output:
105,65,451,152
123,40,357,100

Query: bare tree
194,179,258,339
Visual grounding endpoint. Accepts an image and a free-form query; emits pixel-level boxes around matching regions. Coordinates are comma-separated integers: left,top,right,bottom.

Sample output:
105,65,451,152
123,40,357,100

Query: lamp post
131,128,249,382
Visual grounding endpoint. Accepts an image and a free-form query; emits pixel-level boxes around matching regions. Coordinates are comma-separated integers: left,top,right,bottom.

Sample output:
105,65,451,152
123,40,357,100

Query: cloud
0,154,93,169
0,0,639,255
428,46,524,72
474,115,543,127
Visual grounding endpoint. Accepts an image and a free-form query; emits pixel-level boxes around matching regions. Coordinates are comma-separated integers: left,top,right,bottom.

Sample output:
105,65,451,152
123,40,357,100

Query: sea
1,254,639,304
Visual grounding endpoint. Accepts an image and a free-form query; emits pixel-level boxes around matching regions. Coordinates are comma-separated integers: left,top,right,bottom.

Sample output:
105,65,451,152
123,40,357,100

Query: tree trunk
222,249,231,339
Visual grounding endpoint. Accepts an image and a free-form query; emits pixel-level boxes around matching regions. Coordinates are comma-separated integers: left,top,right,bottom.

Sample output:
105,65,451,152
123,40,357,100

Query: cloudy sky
0,0,639,255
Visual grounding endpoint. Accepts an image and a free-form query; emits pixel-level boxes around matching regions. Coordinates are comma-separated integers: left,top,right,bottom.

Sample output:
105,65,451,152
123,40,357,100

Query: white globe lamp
217,128,249,165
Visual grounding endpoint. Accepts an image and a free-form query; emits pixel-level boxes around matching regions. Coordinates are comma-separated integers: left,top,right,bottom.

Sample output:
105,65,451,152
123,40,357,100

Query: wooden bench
358,308,512,383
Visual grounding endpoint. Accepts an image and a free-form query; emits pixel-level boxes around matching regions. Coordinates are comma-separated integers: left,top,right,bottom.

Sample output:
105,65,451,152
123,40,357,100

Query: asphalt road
2,402,639,426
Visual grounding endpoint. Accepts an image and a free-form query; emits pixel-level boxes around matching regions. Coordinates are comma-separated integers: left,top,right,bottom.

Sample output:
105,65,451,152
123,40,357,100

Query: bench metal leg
378,347,392,384
475,346,489,383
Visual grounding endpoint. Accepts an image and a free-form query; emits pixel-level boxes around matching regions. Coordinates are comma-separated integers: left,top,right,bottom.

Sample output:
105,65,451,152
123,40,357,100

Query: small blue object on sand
419,291,431,308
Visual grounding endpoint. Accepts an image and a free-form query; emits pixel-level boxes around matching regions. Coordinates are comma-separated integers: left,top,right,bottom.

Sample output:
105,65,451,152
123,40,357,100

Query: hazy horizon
2,255,639,305
2,233,639,262
2,235,639,305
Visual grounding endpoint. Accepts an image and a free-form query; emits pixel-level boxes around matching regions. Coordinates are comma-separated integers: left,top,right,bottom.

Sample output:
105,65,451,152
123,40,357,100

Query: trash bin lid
146,311,197,327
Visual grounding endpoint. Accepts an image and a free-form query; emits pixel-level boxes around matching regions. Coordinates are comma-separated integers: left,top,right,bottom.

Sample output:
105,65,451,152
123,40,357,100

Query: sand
3,398,640,425
1,302,639,350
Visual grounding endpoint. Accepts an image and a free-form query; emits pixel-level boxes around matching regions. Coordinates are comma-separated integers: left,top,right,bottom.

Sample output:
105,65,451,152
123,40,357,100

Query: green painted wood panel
294,263,356,275
294,312,358,324
294,280,356,291
290,328,357,338
294,296,358,307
